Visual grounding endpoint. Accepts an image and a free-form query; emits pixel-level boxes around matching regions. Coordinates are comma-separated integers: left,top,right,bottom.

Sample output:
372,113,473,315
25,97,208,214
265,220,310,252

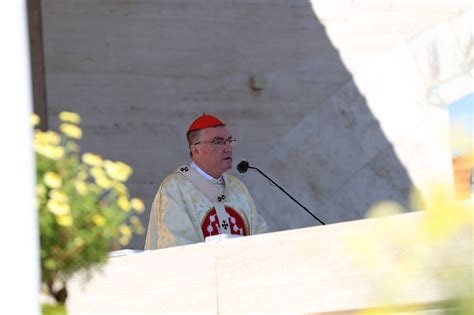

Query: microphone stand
248,166,326,225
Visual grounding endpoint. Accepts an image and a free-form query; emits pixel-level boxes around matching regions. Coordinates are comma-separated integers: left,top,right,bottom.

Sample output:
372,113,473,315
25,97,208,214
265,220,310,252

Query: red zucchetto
187,114,225,133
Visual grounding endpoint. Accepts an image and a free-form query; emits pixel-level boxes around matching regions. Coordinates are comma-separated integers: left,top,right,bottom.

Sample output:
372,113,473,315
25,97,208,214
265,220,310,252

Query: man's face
191,126,233,178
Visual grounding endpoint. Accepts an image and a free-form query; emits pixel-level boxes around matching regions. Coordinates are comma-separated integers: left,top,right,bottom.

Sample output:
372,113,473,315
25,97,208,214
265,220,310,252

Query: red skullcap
187,114,225,133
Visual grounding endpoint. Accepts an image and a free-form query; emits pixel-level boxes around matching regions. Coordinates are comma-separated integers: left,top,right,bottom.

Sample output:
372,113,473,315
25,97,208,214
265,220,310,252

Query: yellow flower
48,146,65,160
424,205,470,240
35,143,65,160
118,196,131,212
113,182,129,196
90,166,106,178
92,214,106,227
31,114,40,126
130,216,145,235
74,180,88,195
34,130,44,142
56,214,73,227
44,172,62,188
95,175,112,189
35,130,61,145
44,131,61,145
47,199,70,216
90,166,111,189
119,225,132,238
119,236,130,246
60,123,82,139
36,184,46,197
411,183,472,240
82,153,104,167
59,111,81,124
365,201,404,219
130,215,141,226
104,160,133,182
49,189,68,203
130,198,145,213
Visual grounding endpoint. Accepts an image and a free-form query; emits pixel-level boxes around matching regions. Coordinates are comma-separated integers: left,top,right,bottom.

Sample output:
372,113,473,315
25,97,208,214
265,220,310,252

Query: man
145,113,267,249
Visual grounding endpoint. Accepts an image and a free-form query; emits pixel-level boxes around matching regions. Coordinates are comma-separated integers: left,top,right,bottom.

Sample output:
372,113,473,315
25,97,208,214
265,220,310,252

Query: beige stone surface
67,246,218,313
67,210,473,313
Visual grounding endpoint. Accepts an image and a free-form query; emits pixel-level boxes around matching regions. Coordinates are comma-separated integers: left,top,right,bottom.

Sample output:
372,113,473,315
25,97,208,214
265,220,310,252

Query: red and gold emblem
201,206,248,238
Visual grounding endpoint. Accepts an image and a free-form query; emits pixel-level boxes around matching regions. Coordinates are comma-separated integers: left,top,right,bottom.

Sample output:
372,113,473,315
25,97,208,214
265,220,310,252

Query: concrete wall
40,0,473,248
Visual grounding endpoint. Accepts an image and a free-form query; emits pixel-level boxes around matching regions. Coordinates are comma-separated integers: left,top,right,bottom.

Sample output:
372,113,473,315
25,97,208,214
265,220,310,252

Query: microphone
237,160,325,225
237,160,249,173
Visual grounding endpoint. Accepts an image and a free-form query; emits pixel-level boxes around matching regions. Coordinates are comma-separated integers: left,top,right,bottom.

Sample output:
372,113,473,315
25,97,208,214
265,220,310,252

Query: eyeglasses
193,137,237,148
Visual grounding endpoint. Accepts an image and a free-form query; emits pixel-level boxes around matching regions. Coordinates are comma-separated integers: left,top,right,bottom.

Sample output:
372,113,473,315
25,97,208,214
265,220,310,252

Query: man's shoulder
160,167,190,188
224,173,249,191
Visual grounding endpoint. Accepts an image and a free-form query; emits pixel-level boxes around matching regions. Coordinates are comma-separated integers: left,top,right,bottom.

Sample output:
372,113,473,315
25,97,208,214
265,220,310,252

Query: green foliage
33,112,145,305
42,303,67,315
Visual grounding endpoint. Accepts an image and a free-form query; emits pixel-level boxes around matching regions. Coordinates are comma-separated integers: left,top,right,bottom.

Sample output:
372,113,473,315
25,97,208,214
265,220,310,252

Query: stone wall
40,0,473,248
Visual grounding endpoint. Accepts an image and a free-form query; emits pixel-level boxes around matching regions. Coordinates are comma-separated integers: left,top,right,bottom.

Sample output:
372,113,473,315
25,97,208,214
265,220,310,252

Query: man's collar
190,162,223,182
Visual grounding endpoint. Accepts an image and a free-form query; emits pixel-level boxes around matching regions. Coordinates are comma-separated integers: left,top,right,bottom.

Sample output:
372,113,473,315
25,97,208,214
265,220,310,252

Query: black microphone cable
237,160,325,225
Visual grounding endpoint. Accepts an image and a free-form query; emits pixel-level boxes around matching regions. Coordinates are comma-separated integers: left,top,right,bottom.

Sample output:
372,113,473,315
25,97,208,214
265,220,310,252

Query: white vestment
145,165,267,249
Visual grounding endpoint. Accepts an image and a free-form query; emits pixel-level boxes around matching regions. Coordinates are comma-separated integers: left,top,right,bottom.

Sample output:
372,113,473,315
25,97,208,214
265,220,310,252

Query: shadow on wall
38,0,413,248
234,1,414,232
